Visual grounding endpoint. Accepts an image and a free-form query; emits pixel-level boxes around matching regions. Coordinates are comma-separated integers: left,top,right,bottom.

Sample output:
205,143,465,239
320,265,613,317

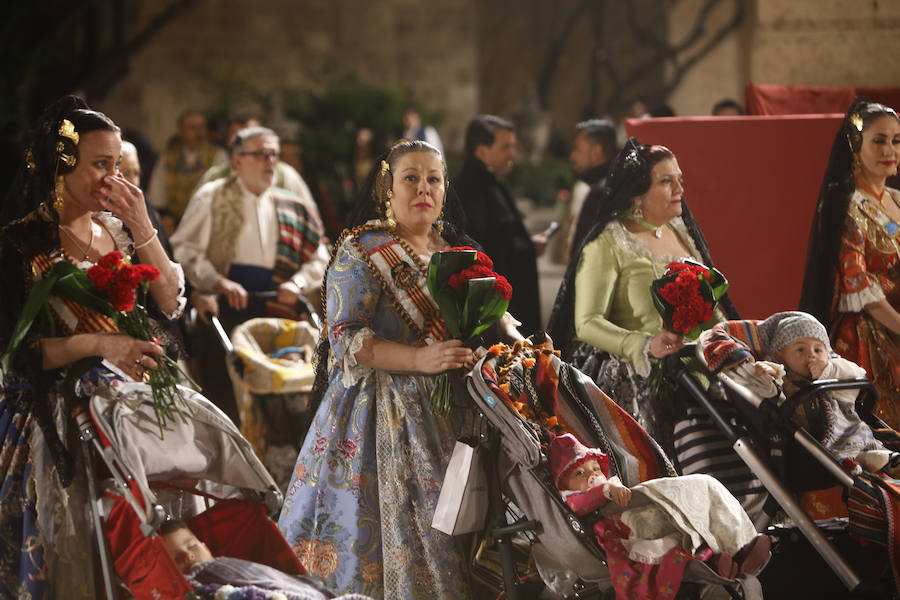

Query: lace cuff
635,334,653,377
838,284,885,313
340,327,377,388
161,261,187,320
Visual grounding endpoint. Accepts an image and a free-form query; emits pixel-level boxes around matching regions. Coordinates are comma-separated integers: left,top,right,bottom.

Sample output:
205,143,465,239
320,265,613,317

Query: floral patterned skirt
277,369,472,599
832,311,900,430
0,396,48,599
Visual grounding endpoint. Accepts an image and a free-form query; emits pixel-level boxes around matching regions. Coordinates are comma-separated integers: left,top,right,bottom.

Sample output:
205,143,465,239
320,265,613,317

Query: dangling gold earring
383,191,396,228
851,153,862,174
54,175,65,213
436,208,444,235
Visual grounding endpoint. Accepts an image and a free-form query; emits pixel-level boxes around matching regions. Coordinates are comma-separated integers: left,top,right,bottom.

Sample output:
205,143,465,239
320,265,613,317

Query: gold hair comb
58,119,80,145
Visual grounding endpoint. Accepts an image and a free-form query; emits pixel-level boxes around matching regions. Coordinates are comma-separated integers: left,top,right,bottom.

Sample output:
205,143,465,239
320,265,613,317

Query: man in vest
171,126,328,423
172,126,328,319
149,110,227,236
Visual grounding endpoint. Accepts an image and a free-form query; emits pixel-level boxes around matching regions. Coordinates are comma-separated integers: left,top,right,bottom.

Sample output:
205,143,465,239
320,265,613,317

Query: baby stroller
63,357,315,600
459,342,767,600
662,334,899,598
216,316,318,491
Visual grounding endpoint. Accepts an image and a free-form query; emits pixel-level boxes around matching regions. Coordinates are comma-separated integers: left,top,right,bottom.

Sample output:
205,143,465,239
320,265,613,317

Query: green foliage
281,64,445,227
283,65,416,170
504,156,574,207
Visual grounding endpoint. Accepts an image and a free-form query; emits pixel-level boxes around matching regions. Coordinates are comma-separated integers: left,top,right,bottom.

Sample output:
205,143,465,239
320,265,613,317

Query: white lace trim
636,334,653,377
94,211,132,251
838,283,885,313
165,262,187,320
341,327,377,388
607,218,702,265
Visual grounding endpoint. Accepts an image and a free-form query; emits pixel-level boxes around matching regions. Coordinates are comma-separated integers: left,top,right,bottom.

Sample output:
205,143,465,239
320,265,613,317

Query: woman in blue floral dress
278,140,521,598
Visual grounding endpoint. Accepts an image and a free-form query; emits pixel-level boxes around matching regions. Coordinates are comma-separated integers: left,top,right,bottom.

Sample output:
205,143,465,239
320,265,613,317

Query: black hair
549,138,738,356
463,115,514,159
799,97,900,324
159,519,191,535
711,98,743,116
575,119,619,163
2,95,119,227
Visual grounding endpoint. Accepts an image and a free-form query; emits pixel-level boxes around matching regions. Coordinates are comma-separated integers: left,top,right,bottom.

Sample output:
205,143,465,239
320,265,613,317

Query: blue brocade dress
277,232,471,599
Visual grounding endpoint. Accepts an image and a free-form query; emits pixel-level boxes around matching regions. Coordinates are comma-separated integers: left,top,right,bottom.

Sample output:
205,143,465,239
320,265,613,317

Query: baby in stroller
702,311,900,475
550,433,769,597
161,520,372,600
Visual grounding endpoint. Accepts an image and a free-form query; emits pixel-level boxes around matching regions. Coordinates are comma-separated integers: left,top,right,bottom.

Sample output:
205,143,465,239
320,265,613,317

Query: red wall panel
625,115,844,318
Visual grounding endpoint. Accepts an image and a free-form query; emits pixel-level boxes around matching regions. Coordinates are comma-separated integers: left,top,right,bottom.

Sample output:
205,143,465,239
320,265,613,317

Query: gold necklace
59,221,95,260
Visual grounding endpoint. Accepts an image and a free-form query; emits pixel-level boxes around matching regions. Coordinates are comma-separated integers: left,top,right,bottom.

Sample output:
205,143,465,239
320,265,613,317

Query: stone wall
669,0,900,116
93,0,900,160
96,0,478,153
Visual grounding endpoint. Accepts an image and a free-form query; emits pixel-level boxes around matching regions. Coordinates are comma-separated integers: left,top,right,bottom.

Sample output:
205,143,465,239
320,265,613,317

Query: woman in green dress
548,138,738,448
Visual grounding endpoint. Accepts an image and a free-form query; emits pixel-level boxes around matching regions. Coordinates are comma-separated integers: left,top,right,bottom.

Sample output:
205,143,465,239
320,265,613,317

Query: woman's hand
414,339,474,374
100,173,154,239
649,330,683,358
97,333,164,380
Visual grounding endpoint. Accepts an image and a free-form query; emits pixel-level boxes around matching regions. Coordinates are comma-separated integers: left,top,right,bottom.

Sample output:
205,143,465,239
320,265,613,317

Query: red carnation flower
97,251,123,270
493,275,512,300
87,265,113,289
474,252,493,269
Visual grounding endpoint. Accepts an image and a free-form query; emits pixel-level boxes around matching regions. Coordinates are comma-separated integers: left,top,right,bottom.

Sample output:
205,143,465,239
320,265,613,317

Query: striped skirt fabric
674,408,768,519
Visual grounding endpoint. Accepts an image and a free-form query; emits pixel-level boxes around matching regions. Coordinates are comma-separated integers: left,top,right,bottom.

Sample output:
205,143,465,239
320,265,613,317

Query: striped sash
32,252,118,335
352,229,447,342
272,191,324,285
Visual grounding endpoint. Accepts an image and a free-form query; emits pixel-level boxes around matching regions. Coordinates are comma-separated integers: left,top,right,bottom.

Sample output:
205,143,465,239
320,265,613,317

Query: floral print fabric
832,195,900,429
277,235,470,599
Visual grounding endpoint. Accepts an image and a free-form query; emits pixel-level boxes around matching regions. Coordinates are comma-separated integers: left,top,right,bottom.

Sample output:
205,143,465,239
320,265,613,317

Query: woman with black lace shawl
547,138,738,449
0,96,186,598
799,98,900,429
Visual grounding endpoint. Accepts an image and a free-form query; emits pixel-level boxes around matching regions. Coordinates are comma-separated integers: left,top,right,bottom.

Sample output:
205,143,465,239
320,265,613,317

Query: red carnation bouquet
650,259,728,338
3,251,196,437
426,246,511,415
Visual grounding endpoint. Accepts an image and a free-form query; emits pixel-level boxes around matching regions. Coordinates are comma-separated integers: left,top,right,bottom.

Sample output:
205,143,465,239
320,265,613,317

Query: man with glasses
172,126,328,317
171,126,329,423
198,114,315,207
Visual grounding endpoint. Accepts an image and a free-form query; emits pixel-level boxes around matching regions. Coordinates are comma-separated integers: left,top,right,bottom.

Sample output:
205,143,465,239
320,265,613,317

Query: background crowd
2,74,900,599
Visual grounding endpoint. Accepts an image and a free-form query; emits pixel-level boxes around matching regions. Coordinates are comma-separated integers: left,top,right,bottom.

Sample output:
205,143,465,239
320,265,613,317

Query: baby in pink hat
550,433,769,596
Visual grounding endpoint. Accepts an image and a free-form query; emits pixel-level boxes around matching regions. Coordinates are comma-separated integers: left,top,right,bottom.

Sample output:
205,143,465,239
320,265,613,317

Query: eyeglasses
240,150,280,161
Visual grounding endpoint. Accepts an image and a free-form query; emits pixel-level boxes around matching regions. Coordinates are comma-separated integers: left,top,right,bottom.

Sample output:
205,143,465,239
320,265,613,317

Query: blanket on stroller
473,343,761,599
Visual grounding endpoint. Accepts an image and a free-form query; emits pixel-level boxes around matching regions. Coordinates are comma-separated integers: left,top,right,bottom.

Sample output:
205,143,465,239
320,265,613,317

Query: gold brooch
380,159,390,174
849,113,863,132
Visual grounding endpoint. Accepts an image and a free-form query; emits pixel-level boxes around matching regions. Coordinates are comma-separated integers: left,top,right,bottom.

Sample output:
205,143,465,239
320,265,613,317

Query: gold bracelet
133,228,158,251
